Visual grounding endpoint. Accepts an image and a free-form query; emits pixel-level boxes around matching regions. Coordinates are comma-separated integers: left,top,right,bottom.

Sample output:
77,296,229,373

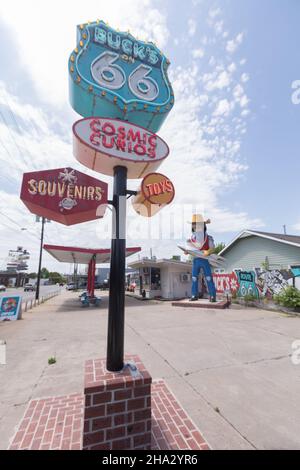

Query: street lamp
35,217,50,300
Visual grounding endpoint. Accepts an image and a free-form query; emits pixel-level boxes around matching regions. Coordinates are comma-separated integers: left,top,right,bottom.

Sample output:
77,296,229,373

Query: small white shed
128,258,193,300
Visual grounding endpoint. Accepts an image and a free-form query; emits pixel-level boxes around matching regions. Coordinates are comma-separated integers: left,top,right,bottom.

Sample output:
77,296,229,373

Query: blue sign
0,296,22,321
235,270,259,298
291,266,300,277
68,20,174,133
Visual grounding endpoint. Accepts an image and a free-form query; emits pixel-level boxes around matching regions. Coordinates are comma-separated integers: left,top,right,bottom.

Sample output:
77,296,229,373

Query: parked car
24,283,36,292
0,285,6,292
66,283,76,290
101,279,109,290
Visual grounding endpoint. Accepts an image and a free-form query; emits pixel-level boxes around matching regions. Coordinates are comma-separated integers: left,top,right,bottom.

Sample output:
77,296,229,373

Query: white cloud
241,72,250,82
239,95,250,108
292,222,300,233
214,20,224,35
226,32,244,54
206,70,231,91
241,109,250,117
213,99,232,116
233,84,244,99
192,48,205,59
0,0,169,107
208,7,221,19
188,18,197,36
228,62,237,73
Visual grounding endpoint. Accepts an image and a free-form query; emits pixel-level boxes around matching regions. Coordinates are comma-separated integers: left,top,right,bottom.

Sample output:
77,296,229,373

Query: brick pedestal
83,355,152,450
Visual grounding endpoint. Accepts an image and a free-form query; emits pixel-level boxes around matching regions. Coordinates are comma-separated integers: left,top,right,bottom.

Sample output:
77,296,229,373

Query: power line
0,209,41,242
0,111,29,169
0,92,39,170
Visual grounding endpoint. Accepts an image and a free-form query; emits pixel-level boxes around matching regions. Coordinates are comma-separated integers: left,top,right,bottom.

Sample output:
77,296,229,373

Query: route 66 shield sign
68,20,174,133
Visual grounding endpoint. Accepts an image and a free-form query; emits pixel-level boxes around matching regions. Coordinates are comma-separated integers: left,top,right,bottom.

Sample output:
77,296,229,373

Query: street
0,286,62,302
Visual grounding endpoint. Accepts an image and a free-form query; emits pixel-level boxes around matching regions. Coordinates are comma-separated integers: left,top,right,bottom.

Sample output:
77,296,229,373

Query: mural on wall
235,270,260,298
213,268,294,298
255,268,293,297
213,272,239,294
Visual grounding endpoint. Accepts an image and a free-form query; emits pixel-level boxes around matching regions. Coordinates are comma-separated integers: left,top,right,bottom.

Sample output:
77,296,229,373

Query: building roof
128,258,192,269
250,231,300,244
220,230,300,256
43,244,141,265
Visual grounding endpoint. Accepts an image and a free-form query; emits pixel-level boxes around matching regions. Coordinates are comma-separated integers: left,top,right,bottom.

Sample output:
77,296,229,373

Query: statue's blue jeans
191,257,216,300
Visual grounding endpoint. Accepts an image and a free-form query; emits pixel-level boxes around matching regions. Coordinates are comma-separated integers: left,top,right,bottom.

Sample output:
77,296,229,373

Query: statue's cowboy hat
188,214,211,224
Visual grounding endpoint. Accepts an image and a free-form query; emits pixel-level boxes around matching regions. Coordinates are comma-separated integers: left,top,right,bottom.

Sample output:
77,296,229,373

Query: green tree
274,286,300,308
48,272,66,284
41,267,50,279
212,242,225,254
28,272,37,279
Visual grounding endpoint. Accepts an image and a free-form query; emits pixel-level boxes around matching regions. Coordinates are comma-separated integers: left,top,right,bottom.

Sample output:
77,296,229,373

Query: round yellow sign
132,172,175,217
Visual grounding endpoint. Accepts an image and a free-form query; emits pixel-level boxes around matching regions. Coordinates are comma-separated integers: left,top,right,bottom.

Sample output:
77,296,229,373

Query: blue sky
0,0,299,272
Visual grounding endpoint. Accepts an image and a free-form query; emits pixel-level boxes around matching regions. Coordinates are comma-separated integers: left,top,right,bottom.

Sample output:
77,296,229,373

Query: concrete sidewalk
0,290,300,450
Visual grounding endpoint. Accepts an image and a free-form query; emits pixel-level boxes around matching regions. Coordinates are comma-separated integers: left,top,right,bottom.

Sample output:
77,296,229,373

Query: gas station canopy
43,244,141,265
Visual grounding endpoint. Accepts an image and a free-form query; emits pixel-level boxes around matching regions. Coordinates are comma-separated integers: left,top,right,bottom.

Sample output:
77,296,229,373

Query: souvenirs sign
73,117,169,179
20,167,108,225
68,20,174,133
132,172,175,217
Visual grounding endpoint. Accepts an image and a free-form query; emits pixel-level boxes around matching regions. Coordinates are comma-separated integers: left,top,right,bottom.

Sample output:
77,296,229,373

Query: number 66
91,51,159,102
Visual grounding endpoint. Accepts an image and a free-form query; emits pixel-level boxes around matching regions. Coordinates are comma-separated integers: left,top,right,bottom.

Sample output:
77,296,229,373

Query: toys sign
73,117,169,179
132,172,175,217
68,20,174,132
20,167,108,225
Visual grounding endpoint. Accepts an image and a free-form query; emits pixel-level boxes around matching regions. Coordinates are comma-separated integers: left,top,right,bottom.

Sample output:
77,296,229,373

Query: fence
21,289,61,314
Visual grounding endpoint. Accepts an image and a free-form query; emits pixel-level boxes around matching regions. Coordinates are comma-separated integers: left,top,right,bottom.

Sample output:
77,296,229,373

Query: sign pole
35,216,45,301
106,166,127,372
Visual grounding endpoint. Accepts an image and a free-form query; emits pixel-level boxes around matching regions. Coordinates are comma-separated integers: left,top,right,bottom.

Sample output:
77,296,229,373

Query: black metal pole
35,217,45,301
106,166,127,371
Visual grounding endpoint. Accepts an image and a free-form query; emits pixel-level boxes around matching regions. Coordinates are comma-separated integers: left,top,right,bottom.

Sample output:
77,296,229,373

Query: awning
43,244,141,265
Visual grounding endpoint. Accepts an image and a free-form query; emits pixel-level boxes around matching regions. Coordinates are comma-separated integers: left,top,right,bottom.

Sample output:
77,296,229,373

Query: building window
151,268,161,290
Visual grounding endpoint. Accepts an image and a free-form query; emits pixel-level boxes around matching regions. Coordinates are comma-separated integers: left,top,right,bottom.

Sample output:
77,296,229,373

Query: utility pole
35,216,45,300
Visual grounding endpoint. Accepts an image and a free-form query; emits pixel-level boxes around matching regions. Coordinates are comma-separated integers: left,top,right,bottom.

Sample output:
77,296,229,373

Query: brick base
83,355,152,450
172,299,230,309
8,381,210,450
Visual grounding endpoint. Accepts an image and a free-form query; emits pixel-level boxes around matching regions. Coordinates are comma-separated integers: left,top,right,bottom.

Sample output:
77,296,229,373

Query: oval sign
73,117,169,179
132,172,175,217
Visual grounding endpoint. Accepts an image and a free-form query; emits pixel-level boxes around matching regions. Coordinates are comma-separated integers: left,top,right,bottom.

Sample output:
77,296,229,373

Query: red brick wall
83,355,152,450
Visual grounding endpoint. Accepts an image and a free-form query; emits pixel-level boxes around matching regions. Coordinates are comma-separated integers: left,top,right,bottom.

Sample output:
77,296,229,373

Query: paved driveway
0,291,299,450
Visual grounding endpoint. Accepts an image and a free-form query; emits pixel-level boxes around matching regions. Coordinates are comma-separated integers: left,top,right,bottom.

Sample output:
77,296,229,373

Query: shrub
274,287,300,308
241,294,257,302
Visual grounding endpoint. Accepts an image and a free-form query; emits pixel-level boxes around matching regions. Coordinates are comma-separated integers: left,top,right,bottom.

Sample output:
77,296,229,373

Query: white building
128,257,193,300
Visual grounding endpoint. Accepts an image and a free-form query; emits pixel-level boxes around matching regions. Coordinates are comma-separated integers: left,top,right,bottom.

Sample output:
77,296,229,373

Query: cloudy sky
0,0,299,273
